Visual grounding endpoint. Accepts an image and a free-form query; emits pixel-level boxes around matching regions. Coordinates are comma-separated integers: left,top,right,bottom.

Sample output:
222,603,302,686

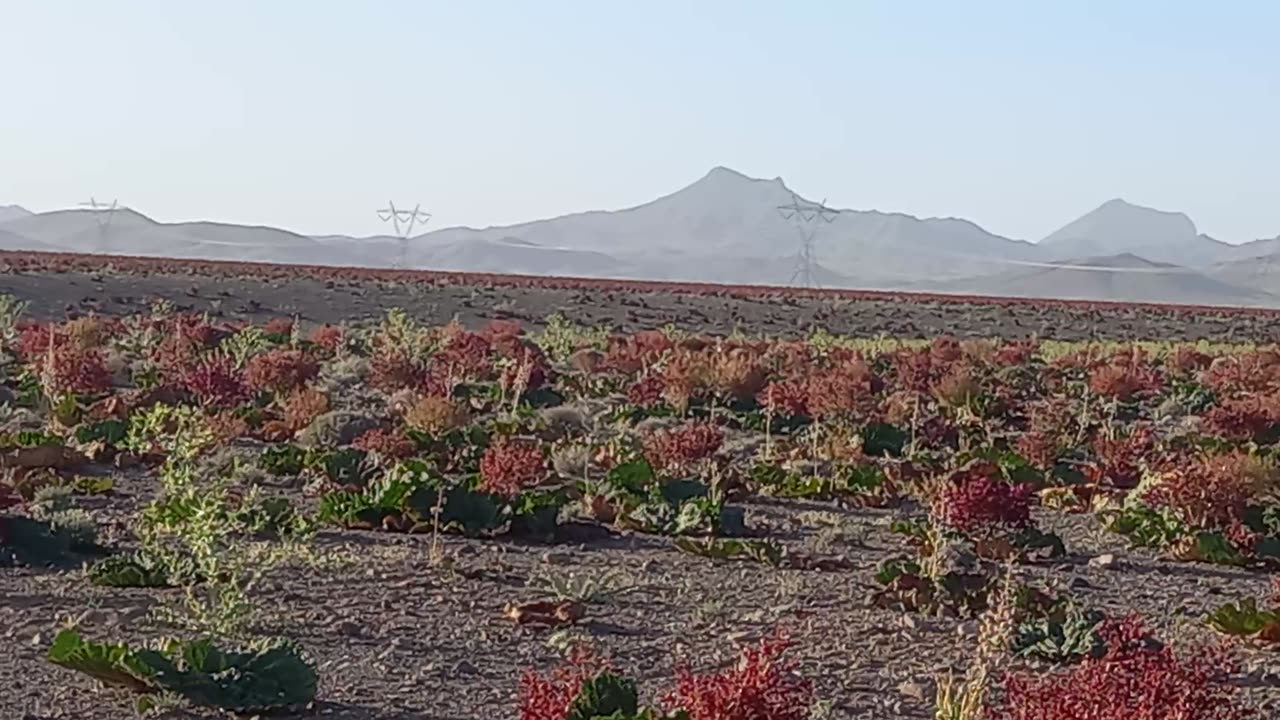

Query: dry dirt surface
6,472,1279,720
1,251,1280,341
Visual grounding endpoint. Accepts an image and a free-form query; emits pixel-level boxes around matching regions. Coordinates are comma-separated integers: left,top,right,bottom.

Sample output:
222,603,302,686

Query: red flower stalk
989,615,1252,720
479,437,548,498
643,421,725,474
663,631,813,720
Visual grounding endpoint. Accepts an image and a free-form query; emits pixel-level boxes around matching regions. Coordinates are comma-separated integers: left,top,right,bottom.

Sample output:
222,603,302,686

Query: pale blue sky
2,1,1277,242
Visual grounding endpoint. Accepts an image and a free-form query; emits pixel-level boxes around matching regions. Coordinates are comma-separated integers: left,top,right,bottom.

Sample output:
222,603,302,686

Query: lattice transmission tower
79,197,119,252
776,193,839,288
376,202,431,269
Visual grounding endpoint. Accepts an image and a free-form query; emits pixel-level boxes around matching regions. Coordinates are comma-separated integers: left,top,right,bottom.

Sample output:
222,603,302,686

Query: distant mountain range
4,167,1280,308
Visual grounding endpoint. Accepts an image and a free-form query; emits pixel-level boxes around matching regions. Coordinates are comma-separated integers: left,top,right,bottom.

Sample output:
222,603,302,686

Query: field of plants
2,286,1280,719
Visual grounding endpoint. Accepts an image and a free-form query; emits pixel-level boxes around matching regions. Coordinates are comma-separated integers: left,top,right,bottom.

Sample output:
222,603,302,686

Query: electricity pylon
376,202,431,269
79,197,119,252
776,193,839,288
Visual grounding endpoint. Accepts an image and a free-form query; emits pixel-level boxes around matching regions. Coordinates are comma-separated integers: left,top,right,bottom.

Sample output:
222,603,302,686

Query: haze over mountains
4,167,1280,308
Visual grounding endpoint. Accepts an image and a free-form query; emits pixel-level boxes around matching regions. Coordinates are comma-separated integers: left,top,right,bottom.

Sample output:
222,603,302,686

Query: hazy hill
407,166,1038,286
0,208,381,266
937,252,1277,307
1039,199,1233,267
0,205,31,224
3,168,1279,308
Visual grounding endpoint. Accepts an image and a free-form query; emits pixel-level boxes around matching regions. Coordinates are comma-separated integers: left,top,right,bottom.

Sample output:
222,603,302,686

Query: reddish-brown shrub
1201,352,1280,395
643,421,724,474
604,331,674,375
663,631,813,720
989,615,1252,720
352,427,417,460
281,388,330,432
38,345,113,396
480,318,524,340
308,324,345,352
757,379,809,418
1142,451,1269,532
479,437,548,498
935,464,1033,538
807,360,879,420
206,410,250,445
402,394,468,435
627,374,666,408
368,349,420,392
180,353,249,408
1089,424,1157,490
431,330,493,382
994,339,1039,366
244,349,319,394
263,317,294,337
62,316,116,350
1204,394,1280,441
1166,345,1213,377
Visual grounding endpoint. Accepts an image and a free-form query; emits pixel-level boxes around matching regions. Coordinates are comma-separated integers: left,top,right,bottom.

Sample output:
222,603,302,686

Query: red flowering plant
662,631,813,720
17,324,113,414
519,645,690,720
926,460,1064,561
351,427,418,463
479,436,550,499
603,330,676,376
244,348,319,396
642,421,725,477
178,352,250,408
1087,348,1164,405
1107,450,1280,566
988,615,1253,720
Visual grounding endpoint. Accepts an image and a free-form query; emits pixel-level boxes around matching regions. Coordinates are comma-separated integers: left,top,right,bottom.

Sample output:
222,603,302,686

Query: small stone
332,620,362,637
453,660,478,675
897,680,928,702
956,621,978,638
898,614,919,630
540,551,572,566
1089,553,1117,569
